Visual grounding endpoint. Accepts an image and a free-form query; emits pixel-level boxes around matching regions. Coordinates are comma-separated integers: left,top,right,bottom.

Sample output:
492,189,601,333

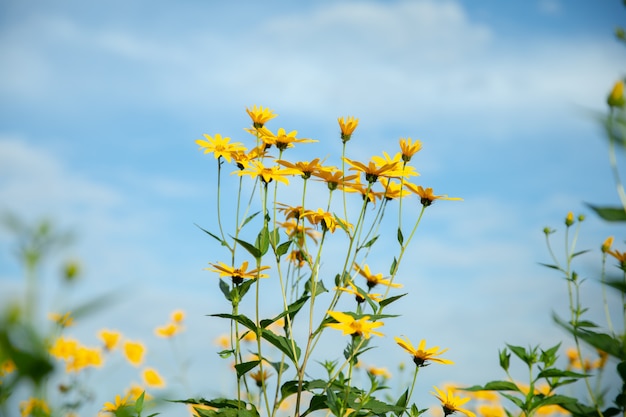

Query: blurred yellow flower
66,345,103,372
126,384,150,401
343,157,399,184
335,280,382,304
280,219,322,245
20,398,50,417
338,116,359,143
143,368,166,388
0,359,16,376
431,386,475,417
196,133,246,163
99,329,121,351
367,366,391,379
326,311,384,339
249,369,272,387
155,323,178,338
171,309,185,323
103,394,130,413
395,336,453,367
477,404,506,417
124,341,145,366
49,336,79,361
214,334,231,349
48,311,74,328
608,80,625,108
602,236,614,253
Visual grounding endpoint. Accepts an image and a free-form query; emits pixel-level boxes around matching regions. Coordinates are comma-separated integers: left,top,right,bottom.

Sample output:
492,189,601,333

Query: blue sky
2,0,626,414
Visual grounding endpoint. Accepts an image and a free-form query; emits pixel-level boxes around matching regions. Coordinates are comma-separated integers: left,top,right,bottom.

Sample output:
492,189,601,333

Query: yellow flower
276,158,325,179
343,157,400,184
246,105,277,128
49,336,79,361
335,280,382,304
431,386,476,417
103,394,130,413
287,249,310,268
312,167,357,191
235,160,297,185
326,311,384,339
171,310,185,324
353,263,402,289
231,145,268,170
565,211,574,227
303,208,339,233
343,176,385,204
277,203,306,221
394,336,453,367
206,261,270,284
380,178,409,200
20,398,50,417
258,127,317,151
143,367,166,388
195,133,246,163
214,334,231,349
48,311,74,328
608,248,626,269
370,152,419,179
404,183,462,207
608,80,625,108
124,341,145,366
127,384,151,401
280,219,322,245
66,345,103,372
249,369,272,387
99,329,121,351
477,404,506,417
155,323,179,338
399,137,422,162
0,359,16,376
602,236,614,253
338,116,359,143
367,366,391,379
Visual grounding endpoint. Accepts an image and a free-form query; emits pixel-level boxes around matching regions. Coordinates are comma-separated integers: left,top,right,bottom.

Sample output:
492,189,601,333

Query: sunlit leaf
235,360,260,378
586,203,626,222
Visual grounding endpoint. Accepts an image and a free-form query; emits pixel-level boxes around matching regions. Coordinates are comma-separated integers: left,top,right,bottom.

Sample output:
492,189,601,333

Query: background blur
2,0,626,413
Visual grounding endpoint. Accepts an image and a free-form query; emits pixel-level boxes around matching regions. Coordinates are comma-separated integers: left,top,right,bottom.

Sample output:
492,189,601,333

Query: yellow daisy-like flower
404,183,462,207
143,367,166,388
277,203,306,221
246,105,277,128
231,145,268,170
123,341,145,367
49,336,79,361
249,369,272,387
343,176,385,204
195,133,246,164
171,310,185,324
431,386,476,417
235,160,297,185
280,219,322,245
276,158,325,179
103,394,130,413
206,261,270,284
353,263,402,289
343,156,401,184
326,311,384,339
338,116,359,143
99,329,121,351
399,137,422,162
257,127,317,151
380,178,409,200
302,208,339,233
335,280,382,304
312,167,357,191
394,336,453,367
370,152,419,179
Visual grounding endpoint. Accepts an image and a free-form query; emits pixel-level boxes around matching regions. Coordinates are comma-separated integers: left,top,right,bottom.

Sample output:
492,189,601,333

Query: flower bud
565,212,574,227
607,80,625,108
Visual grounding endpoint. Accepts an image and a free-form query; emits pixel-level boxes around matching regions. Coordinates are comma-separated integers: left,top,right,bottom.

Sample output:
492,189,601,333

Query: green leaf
395,389,409,412
572,249,590,258
506,344,531,364
135,391,145,413
586,203,626,222
235,360,260,378
532,394,579,408
268,228,281,247
255,227,270,256
554,314,625,359
260,329,301,363
211,313,258,333
389,257,398,275
232,237,262,259
537,368,587,379
618,361,626,382
379,293,407,308
194,223,228,247
217,349,234,359
280,380,308,402
361,235,379,249
241,211,261,228
538,262,561,270
604,279,626,293
218,279,231,301
260,294,309,329
397,228,404,245
276,240,292,257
